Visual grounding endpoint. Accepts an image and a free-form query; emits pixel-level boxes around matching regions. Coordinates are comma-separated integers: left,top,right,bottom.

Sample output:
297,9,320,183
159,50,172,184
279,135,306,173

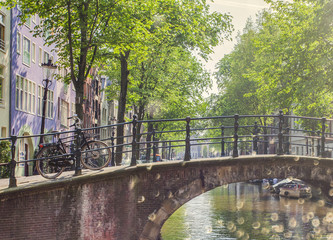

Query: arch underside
139,156,333,240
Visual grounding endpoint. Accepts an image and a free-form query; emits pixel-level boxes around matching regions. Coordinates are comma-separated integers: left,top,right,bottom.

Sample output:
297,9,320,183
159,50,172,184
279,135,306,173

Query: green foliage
3,0,233,142
100,0,233,142
0,141,11,178
1,0,134,119
251,0,333,117
212,0,333,133
0,141,11,164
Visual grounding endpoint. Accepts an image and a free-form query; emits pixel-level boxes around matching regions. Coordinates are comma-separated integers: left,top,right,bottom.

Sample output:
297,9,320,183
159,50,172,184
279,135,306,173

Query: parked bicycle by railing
36,115,111,179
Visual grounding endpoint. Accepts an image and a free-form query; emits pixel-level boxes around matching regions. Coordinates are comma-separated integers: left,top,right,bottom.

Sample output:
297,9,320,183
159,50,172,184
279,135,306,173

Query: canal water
161,182,333,240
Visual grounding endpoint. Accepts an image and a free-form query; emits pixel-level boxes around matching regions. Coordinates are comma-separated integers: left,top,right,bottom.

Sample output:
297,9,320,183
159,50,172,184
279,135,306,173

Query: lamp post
40,59,57,144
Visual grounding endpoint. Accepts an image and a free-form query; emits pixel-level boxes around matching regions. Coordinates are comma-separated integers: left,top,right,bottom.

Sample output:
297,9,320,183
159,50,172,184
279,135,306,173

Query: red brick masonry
0,155,332,240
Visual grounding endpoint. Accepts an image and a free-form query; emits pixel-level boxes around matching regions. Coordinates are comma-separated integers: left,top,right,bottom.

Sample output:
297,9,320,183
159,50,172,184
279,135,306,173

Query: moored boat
272,178,305,194
279,183,311,198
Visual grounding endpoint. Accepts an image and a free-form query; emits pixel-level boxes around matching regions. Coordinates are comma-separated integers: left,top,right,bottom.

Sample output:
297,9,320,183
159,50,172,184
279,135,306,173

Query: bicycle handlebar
68,114,79,120
68,114,82,128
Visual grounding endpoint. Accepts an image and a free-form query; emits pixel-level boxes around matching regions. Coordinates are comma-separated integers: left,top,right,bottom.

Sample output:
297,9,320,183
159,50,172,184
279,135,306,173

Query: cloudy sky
205,0,269,95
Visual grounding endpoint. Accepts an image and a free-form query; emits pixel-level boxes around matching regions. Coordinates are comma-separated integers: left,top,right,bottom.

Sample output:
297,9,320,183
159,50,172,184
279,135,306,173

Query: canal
161,182,333,240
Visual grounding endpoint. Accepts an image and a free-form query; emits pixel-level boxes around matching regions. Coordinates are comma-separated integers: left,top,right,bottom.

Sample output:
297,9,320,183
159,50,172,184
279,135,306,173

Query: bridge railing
132,111,333,161
1,110,333,188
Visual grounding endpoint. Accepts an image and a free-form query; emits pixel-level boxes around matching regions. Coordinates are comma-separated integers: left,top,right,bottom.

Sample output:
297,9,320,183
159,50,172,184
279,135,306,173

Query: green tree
212,18,270,138
1,0,121,120
0,141,11,178
250,0,333,117
101,0,232,165
212,0,333,135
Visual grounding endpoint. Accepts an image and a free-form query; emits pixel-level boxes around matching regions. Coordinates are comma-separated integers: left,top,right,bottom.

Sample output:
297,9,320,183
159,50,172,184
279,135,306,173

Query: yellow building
0,7,10,138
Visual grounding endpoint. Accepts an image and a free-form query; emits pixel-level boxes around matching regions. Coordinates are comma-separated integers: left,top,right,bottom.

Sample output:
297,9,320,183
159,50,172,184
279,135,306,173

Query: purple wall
10,7,76,175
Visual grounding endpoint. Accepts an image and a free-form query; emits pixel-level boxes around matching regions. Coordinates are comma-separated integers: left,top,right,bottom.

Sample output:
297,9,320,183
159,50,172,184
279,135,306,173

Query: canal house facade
10,6,76,176
0,7,10,138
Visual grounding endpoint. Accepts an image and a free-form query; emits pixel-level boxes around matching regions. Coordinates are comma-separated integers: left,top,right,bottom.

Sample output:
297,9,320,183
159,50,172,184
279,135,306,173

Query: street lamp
40,59,57,144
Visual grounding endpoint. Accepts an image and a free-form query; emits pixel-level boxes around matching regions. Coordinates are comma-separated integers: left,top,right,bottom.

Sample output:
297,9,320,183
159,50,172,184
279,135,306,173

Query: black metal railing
0,38,5,51
1,111,333,188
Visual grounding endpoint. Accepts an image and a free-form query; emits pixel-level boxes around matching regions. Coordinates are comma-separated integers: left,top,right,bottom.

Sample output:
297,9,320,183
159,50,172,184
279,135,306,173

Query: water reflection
161,183,333,240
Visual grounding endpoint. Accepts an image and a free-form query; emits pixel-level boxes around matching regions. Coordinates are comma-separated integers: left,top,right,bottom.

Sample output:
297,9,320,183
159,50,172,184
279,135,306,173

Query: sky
205,0,270,96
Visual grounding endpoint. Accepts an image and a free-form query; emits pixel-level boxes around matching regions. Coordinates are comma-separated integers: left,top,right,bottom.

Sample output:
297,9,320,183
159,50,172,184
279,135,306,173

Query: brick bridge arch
1,155,333,240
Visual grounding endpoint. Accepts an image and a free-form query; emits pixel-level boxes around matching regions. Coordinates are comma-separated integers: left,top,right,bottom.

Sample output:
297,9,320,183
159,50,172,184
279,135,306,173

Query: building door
24,144,29,176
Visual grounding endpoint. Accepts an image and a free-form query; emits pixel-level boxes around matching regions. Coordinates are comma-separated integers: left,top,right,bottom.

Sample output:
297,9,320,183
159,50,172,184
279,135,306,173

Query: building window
0,66,3,104
43,51,49,64
39,47,42,65
17,32,21,54
0,13,5,51
102,108,107,122
23,36,31,66
37,84,53,118
15,75,36,114
47,89,54,118
37,85,42,115
27,81,36,113
71,103,75,118
60,99,69,127
32,14,36,24
24,16,31,28
15,75,23,110
1,127,6,137
32,42,36,63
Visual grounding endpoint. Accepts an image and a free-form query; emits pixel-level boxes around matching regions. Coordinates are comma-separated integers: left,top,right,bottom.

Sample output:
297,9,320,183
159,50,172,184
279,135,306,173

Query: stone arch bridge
1,155,333,240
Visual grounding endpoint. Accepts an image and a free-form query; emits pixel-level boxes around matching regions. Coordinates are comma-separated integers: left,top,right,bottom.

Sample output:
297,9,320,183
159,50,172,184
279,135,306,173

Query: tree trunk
116,51,130,165
146,122,154,162
135,104,145,160
162,141,167,159
74,82,84,122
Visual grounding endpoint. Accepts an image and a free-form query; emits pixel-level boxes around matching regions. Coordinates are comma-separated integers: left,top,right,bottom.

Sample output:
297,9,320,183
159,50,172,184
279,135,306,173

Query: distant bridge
1,112,333,239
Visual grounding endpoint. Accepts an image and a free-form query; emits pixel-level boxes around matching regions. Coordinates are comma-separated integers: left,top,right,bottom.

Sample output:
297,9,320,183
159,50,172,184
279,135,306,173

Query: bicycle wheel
81,141,111,170
36,145,66,179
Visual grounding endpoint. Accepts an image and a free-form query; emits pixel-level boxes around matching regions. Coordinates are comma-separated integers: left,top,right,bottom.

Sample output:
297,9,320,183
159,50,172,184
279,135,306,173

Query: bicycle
35,115,111,179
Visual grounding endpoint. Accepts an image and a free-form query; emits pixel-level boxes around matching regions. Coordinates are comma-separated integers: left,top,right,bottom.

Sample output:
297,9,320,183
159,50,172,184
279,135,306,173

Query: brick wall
0,156,332,240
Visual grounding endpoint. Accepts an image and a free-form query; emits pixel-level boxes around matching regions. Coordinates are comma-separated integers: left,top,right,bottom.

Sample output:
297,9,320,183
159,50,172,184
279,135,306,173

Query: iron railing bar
138,118,187,123
284,115,324,121
114,135,133,140
13,129,76,139
155,129,186,134
238,114,277,118
190,136,233,141
113,143,131,148
82,122,131,131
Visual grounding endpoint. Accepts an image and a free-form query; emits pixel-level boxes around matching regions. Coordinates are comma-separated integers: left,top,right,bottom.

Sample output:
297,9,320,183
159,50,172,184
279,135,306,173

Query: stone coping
0,155,328,198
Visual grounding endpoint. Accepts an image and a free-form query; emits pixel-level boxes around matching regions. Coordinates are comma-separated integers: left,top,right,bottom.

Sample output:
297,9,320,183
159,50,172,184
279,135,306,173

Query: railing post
317,130,321,157
111,127,115,166
285,127,290,155
277,110,284,155
152,129,157,162
9,135,17,188
184,116,191,161
221,126,225,157
233,114,239,157
253,121,258,155
321,117,326,157
264,125,268,154
168,141,171,160
74,128,82,176
312,137,315,156
131,115,137,166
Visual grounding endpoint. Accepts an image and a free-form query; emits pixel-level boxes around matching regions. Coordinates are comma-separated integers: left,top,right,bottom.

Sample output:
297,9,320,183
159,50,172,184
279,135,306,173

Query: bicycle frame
36,114,112,179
